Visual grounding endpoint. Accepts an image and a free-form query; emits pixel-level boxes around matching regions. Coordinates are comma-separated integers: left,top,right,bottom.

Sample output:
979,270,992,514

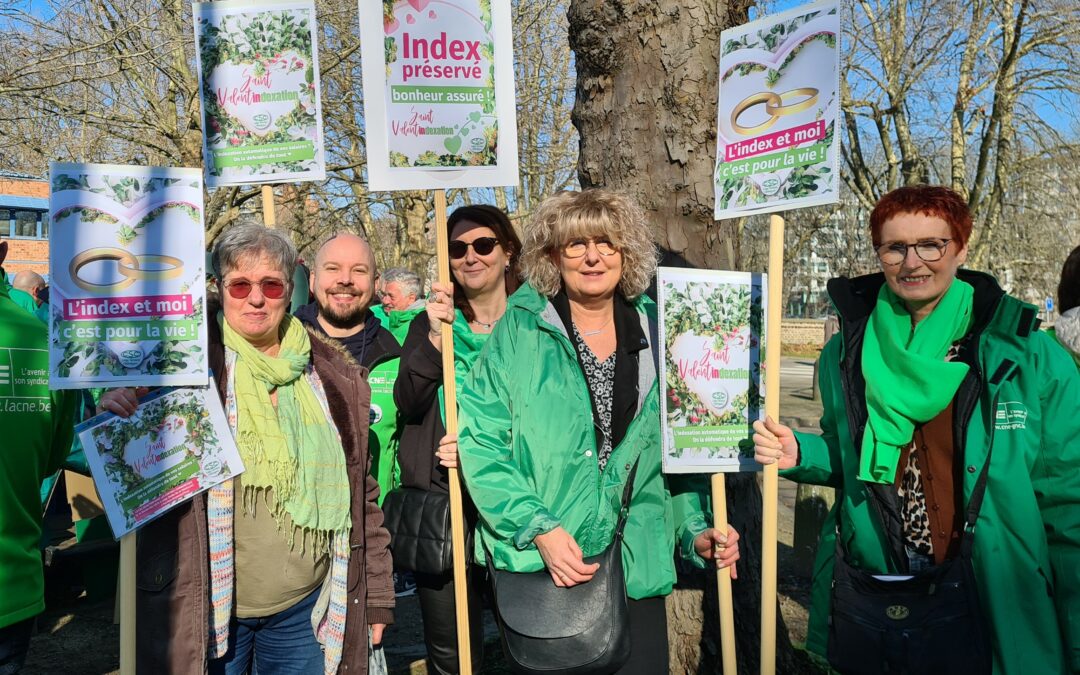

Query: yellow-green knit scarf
222,314,350,552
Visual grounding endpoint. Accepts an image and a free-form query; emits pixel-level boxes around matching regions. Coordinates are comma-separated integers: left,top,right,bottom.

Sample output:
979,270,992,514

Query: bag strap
613,458,641,541
957,436,994,558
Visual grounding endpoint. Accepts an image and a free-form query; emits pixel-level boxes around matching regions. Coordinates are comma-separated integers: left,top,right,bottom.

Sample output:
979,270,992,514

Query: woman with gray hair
98,222,394,674
452,189,740,673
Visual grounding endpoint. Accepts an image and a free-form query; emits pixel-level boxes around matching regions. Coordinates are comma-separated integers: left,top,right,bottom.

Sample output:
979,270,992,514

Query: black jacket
394,312,451,492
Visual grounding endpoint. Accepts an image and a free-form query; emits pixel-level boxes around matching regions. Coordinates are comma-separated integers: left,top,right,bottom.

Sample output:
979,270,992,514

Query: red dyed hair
869,185,973,248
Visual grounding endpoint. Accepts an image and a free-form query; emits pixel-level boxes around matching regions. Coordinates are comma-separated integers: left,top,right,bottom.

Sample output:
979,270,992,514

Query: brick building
1,170,50,280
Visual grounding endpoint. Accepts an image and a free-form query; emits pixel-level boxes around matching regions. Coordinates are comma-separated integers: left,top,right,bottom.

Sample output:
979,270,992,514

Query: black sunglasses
448,237,501,259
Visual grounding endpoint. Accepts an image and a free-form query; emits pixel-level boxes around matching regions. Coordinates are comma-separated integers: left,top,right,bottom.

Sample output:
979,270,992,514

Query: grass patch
782,343,823,358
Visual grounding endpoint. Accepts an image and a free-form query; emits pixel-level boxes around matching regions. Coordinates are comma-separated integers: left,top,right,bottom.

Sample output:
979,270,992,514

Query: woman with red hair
753,185,1080,674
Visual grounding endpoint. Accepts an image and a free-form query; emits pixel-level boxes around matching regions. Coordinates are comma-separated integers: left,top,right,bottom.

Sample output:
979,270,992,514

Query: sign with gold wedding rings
48,163,208,389
713,0,840,220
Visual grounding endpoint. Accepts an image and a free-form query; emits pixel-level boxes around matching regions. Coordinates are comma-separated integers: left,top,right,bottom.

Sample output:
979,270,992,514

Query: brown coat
135,317,395,674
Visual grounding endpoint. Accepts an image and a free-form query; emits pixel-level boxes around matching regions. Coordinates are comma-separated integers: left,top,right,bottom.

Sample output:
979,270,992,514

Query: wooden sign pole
262,185,277,227
434,188,474,675
711,474,737,674
760,214,784,674
119,533,136,675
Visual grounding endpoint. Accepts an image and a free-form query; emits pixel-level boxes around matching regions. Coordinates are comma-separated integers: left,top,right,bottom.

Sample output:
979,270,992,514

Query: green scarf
222,314,350,551
859,280,974,483
437,311,492,419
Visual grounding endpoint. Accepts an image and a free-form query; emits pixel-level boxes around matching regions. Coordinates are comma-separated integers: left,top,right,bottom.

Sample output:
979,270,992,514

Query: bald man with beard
294,233,405,525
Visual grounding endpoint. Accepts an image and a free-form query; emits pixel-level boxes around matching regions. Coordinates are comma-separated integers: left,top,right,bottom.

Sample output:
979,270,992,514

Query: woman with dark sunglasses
392,204,522,673
753,185,1080,674
98,222,395,674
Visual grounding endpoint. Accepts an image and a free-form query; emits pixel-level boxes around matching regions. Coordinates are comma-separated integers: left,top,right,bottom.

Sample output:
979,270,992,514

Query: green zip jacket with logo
786,271,1080,673
457,283,712,599
0,287,77,628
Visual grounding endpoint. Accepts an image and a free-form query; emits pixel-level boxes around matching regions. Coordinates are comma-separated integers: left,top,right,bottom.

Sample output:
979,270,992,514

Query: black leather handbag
486,461,639,675
826,448,993,675
381,487,452,575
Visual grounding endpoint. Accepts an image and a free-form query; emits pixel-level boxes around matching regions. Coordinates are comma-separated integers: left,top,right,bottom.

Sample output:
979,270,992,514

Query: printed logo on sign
370,403,383,426
995,401,1027,431
711,389,730,409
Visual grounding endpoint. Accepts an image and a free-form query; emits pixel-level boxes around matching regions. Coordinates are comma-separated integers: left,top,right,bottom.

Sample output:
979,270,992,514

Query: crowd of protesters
1,185,1078,674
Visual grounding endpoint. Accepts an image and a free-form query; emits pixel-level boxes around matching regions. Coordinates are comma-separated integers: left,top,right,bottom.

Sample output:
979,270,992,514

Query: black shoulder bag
826,448,993,675
486,460,639,675
381,487,452,575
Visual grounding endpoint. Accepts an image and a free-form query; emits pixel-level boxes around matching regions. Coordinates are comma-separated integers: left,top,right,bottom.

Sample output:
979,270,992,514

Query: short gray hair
381,267,421,298
211,218,297,282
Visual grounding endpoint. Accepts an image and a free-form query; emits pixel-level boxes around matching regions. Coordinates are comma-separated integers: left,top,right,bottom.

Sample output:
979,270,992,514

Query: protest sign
713,0,840,220
658,267,766,473
48,163,207,389
76,382,243,539
194,0,326,186
359,0,519,191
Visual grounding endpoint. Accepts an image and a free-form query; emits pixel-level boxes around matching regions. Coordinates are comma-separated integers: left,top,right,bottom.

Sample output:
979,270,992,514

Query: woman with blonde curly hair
447,189,740,673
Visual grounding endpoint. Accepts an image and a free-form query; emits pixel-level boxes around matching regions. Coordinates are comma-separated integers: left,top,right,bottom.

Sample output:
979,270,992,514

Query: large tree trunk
569,2,799,672
568,0,751,271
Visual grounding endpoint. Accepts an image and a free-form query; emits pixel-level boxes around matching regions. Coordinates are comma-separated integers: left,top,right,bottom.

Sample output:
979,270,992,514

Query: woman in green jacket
754,185,1080,674
454,189,740,674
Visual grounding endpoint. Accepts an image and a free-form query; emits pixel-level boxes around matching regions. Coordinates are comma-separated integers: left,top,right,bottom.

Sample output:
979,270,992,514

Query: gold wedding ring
118,254,184,282
730,87,821,136
69,247,184,294
730,92,783,135
765,87,819,116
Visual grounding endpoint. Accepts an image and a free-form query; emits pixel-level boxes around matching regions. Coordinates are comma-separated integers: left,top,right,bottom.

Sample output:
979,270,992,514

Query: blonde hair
520,189,659,299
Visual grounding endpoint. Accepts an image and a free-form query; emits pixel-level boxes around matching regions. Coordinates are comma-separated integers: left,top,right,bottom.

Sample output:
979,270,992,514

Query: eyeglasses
875,238,952,265
448,237,500,259
562,237,619,259
222,278,288,300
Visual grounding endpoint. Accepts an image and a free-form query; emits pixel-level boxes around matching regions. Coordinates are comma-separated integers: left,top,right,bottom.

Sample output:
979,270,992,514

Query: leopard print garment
898,449,933,556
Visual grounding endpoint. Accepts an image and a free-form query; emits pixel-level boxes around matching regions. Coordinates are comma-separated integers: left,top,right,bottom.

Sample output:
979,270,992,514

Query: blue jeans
209,589,324,675
0,618,34,675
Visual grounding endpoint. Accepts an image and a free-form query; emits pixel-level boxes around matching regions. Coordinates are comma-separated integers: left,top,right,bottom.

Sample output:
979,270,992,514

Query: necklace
574,316,612,337
470,318,498,330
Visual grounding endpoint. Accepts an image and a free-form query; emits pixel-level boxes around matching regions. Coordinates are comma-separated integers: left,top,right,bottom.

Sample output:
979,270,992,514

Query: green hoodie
785,271,1080,673
0,286,77,628
458,284,712,599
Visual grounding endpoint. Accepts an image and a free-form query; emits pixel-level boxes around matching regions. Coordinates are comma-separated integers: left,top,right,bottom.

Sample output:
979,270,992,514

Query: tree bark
569,2,799,672
568,0,751,270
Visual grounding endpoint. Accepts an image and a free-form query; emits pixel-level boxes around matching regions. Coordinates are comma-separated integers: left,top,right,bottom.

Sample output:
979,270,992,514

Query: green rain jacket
458,284,712,599
786,271,1080,673
0,285,77,628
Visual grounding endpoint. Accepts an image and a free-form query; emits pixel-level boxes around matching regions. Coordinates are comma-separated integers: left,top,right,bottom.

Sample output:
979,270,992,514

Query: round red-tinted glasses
223,279,288,300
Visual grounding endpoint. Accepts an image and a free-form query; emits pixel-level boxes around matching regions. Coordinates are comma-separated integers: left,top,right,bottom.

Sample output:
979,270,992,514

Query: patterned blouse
571,323,617,471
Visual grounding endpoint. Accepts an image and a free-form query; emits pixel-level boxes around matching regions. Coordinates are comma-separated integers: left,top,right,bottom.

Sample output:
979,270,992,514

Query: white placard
194,0,326,186
714,0,841,219
76,382,244,538
359,0,519,191
48,163,207,389
658,267,766,473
